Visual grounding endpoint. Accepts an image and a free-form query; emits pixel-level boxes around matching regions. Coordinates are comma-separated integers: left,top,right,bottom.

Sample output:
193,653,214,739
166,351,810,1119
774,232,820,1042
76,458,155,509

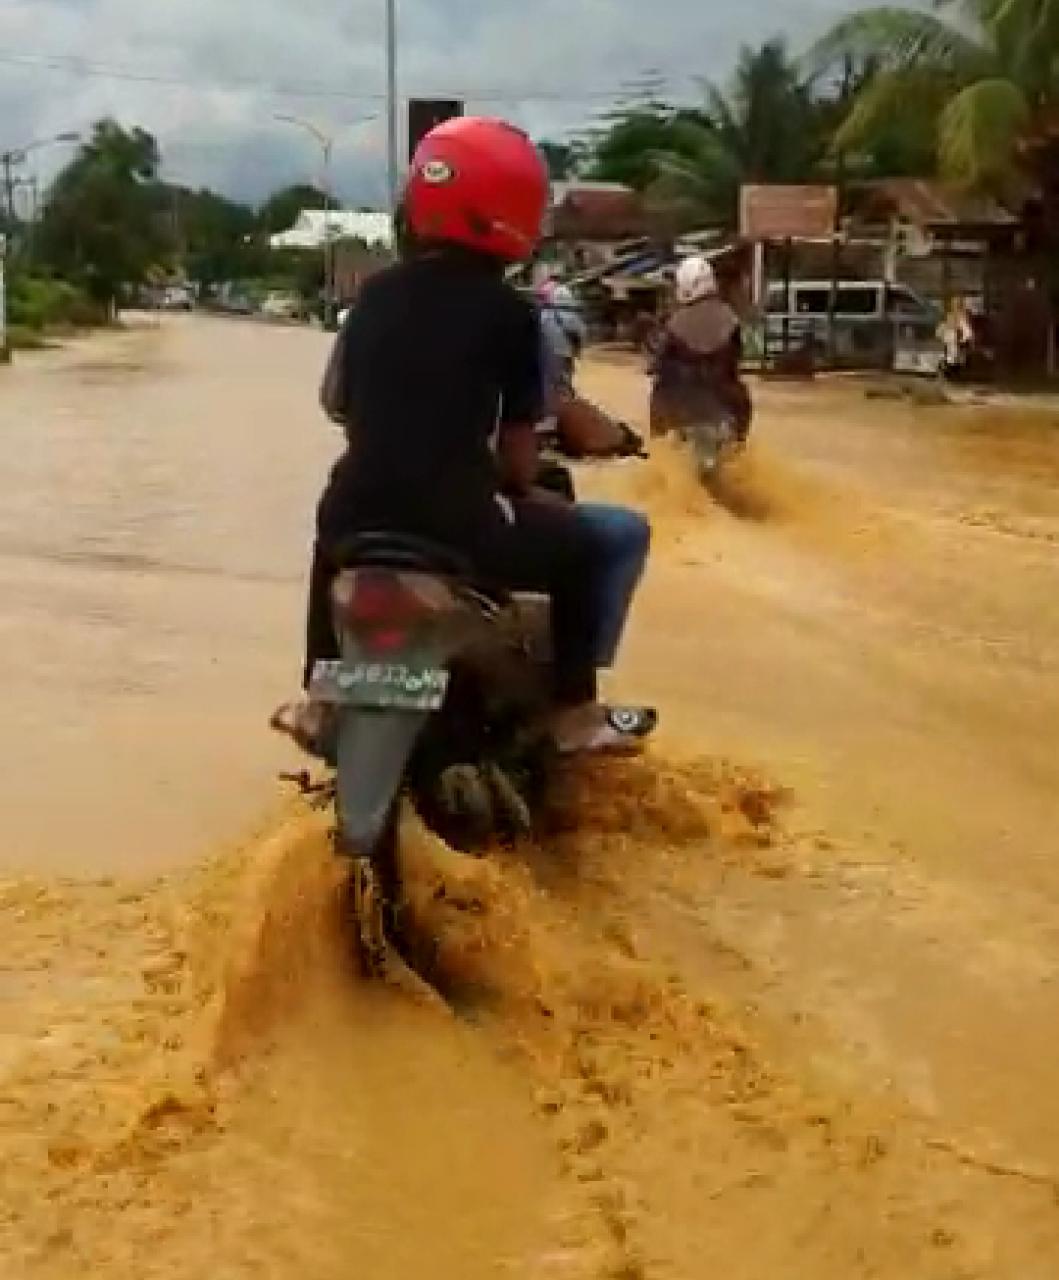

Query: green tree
811,0,1059,190
647,40,823,226
257,183,331,234
586,106,706,191
537,139,584,181
163,186,263,286
809,54,938,182
39,120,166,308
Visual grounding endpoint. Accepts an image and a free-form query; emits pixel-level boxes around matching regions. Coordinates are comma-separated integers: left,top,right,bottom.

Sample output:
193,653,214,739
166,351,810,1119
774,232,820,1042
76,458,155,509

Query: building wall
332,242,393,304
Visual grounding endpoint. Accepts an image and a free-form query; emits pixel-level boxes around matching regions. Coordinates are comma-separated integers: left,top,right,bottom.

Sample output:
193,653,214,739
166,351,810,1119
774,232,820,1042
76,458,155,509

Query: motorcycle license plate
310,660,449,711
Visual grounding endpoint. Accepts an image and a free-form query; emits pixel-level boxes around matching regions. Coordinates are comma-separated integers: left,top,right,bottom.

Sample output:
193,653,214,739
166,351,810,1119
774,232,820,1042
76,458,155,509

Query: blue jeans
577,503,651,668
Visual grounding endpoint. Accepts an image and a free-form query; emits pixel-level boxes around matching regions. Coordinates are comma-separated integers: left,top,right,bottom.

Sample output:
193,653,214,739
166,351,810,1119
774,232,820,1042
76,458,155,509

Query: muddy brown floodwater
1,316,1058,1278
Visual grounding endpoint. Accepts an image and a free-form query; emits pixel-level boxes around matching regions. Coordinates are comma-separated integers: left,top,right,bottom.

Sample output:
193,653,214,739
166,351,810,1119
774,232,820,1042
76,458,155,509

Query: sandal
269,699,331,759
554,704,658,755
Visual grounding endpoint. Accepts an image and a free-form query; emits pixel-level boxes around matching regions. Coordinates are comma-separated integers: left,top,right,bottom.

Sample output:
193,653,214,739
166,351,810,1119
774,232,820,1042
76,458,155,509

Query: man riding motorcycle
650,254,751,463
532,283,651,677
279,117,653,755
537,279,586,400
536,278,644,462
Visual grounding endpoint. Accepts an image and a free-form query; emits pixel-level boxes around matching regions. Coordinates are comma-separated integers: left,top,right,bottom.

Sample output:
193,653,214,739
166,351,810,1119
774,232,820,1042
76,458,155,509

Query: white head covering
668,256,737,355
675,255,718,306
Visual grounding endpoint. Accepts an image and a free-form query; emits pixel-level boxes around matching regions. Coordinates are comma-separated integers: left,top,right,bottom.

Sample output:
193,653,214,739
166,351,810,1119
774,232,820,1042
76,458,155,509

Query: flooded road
0,318,336,870
1,318,1058,1277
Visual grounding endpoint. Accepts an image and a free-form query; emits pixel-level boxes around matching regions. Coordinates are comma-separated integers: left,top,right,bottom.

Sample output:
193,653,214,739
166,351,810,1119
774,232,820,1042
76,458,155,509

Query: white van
161,284,194,312
764,279,943,373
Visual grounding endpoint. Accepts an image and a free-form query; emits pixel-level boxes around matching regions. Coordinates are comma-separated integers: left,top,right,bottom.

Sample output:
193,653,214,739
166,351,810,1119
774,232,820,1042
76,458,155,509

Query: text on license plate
310,659,449,709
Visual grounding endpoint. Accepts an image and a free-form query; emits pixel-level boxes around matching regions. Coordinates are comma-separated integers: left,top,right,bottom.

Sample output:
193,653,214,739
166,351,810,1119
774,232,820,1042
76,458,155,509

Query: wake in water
597,434,822,533
702,449,782,521
3,750,1056,1279
0,751,786,1279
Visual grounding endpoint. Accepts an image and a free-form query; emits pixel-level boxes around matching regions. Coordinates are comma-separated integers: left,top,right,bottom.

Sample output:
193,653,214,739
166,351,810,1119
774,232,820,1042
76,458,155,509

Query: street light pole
274,114,375,328
0,132,79,220
10,177,41,262
386,0,398,214
275,115,336,325
321,136,336,326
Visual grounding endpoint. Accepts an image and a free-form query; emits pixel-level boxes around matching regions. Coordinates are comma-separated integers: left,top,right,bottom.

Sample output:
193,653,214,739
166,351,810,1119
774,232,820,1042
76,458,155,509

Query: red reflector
347,572,431,626
362,627,410,655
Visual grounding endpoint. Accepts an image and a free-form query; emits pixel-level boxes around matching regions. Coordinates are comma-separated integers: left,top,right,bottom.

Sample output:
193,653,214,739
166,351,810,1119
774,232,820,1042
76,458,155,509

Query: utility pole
385,0,398,213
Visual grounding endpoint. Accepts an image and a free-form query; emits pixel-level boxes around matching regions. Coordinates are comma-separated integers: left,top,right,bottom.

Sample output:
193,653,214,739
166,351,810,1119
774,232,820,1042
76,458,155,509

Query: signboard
408,99,463,160
740,185,838,242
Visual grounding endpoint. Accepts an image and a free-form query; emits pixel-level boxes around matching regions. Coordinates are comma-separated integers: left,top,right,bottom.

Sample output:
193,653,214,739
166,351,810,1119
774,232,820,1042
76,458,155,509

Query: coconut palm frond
978,0,1059,91
834,67,957,151
647,127,745,223
977,0,1059,35
938,77,1032,182
650,132,741,194
809,6,990,75
701,81,742,157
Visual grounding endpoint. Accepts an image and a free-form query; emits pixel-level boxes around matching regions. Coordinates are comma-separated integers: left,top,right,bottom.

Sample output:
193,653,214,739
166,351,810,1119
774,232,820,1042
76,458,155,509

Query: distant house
847,178,1019,254
845,178,1020,301
269,209,394,251
546,181,649,245
849,178,1017,238
847,178,1055,379
268,209,395,306
332,240,392,303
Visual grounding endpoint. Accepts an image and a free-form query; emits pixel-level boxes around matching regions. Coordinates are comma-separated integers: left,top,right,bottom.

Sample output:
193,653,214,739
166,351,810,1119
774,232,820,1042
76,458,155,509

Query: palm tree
811,0,1059,190
647,40,822,226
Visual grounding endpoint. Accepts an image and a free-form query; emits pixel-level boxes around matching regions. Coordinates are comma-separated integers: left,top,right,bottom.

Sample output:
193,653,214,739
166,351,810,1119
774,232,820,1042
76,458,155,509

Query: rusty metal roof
546,183,648,241
850,179,1017,228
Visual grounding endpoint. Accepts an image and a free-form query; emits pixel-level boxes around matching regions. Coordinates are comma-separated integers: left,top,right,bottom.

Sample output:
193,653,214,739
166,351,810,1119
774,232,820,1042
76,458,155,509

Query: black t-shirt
320,251,544,546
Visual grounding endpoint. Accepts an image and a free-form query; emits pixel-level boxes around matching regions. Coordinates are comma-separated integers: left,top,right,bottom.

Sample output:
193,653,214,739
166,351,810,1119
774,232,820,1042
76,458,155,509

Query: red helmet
405,116,548,262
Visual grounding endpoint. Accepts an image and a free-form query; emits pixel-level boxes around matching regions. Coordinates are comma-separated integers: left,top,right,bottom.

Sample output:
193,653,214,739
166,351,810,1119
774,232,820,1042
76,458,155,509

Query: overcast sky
0,0,870,208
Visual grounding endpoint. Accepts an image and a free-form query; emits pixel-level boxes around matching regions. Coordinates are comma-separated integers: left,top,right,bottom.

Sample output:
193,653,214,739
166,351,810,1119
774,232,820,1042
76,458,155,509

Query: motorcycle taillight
334,569,453,655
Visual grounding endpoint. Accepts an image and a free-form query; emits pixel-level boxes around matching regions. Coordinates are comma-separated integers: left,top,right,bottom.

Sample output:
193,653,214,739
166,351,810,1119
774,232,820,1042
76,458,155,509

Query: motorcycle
305,531,557,978
679,408,743,480
649,371,748,481
646,310,752,483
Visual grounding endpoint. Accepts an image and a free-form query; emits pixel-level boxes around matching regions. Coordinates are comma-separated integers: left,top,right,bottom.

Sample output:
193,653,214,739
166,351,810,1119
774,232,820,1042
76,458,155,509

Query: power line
0,50,367,100
0,47,666,105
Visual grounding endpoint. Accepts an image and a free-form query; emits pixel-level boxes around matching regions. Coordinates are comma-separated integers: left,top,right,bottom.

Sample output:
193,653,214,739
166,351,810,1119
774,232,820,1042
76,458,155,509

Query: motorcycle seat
334,532,473,580
333,532,512,609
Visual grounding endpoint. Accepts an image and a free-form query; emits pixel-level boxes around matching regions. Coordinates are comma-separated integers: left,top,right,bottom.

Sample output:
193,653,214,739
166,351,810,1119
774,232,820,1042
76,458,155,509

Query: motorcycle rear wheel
340,807,401,980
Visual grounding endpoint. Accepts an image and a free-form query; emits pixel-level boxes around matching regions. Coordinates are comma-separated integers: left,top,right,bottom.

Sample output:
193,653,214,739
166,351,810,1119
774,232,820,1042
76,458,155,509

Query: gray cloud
0,0,871,206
